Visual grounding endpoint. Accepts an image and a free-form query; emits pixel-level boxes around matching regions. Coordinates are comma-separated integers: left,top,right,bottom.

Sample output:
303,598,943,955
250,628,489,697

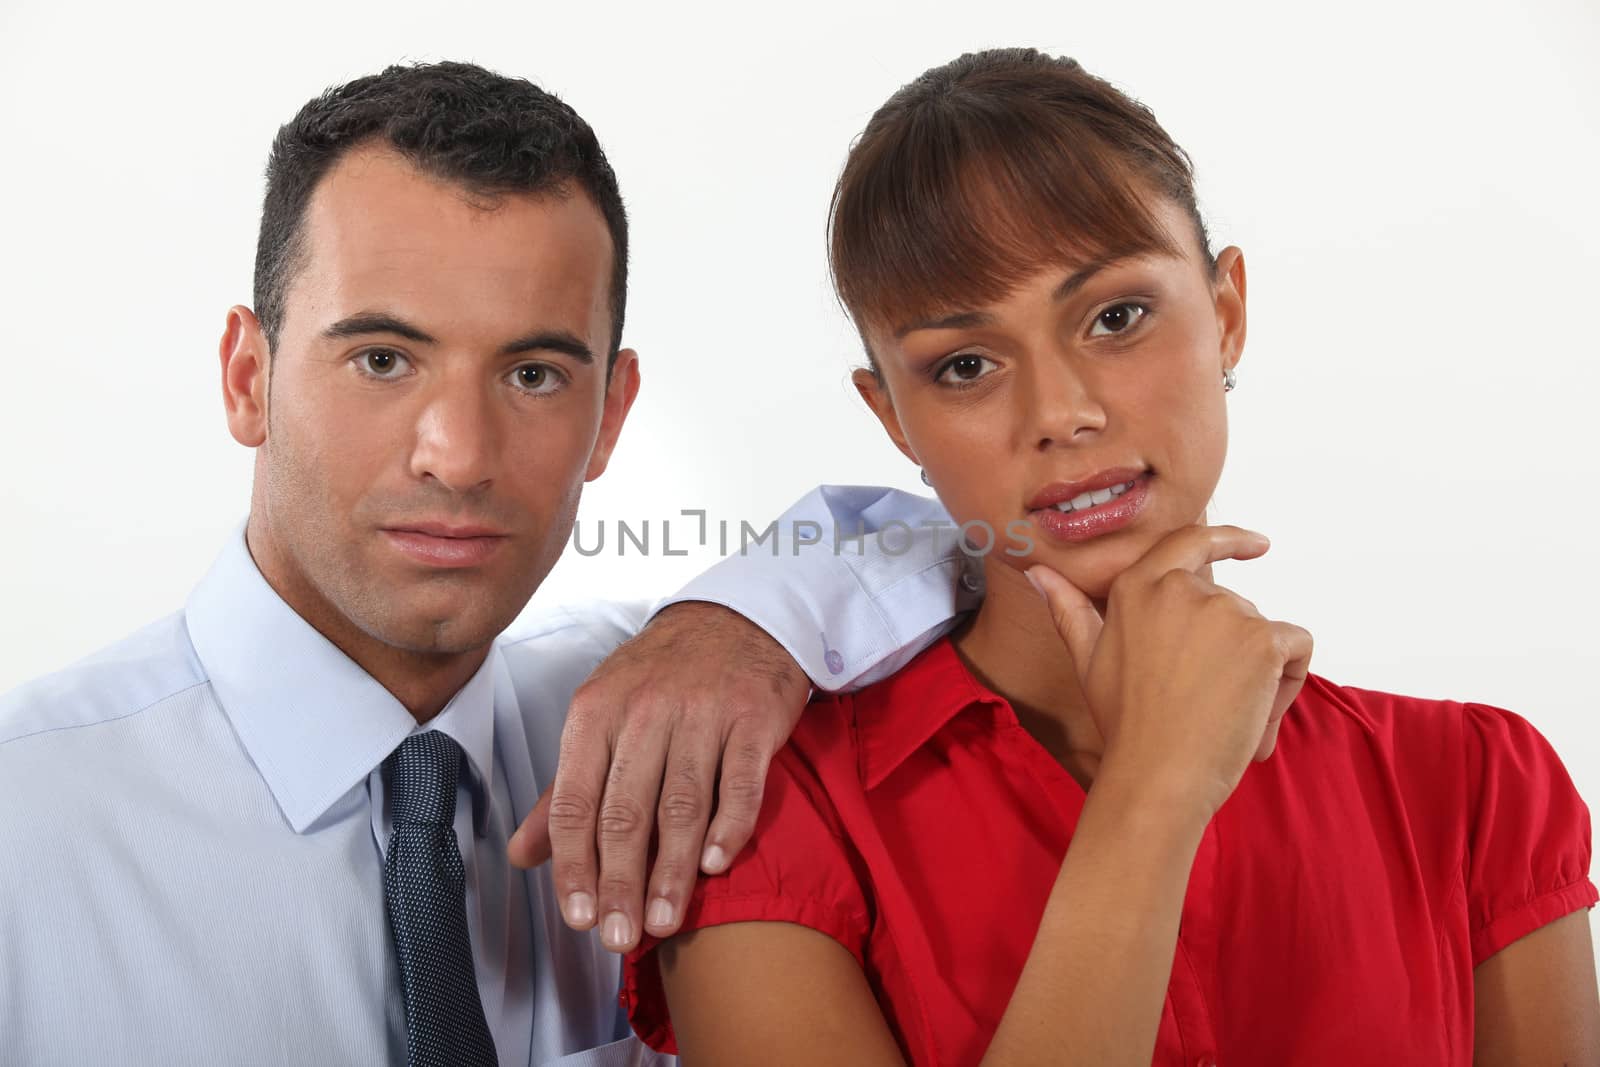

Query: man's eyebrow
320,314,593,364
893,259,1118,340
322,313,437,344
501,331,594,364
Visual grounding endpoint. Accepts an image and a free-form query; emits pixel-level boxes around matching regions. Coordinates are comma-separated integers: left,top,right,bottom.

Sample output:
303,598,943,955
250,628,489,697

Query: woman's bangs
832,110,1182,339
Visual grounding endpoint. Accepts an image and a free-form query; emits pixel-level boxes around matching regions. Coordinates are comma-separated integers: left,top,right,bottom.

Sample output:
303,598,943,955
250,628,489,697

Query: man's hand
507,601,811,953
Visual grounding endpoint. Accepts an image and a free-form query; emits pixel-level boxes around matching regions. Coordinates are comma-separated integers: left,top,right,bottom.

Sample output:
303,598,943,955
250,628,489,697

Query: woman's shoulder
1291,670,1552,756
1286,671,1589,852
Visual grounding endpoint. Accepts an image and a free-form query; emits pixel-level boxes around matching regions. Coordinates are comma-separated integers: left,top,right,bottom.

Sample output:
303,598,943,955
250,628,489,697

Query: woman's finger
1026,564,1104,683
1127,523,1271,585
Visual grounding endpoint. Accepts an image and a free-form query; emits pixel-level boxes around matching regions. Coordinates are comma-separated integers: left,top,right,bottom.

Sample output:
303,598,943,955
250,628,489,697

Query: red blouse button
1196,1057,1218,1067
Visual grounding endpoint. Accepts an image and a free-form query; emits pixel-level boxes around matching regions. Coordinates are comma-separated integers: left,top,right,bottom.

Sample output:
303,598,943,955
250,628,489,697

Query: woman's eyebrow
893,259,1119,340
894,309,996,339
1051,258,1114,302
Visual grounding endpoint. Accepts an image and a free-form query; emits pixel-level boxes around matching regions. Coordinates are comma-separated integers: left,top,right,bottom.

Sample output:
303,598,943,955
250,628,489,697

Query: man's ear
851,367,920,467
1212,246,1247,376
585,347,641,482
221,305,270,448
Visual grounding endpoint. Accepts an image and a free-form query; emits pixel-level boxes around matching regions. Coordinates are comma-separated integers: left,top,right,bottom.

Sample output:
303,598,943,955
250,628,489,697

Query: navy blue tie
382,731,497,1067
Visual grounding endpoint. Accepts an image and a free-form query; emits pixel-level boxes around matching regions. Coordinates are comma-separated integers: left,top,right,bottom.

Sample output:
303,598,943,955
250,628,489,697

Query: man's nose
409,381,500,494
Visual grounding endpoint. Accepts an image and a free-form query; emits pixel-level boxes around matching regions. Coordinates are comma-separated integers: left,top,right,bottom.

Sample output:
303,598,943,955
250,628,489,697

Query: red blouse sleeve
621,725,873,1054
1461,700,1598,966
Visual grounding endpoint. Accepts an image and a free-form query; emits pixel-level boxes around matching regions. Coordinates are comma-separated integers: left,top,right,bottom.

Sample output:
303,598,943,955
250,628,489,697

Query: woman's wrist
1086,759,1219,847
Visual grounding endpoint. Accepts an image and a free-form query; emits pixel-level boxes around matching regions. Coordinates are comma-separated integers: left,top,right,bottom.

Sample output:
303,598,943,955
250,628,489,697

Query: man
0,62,966,1064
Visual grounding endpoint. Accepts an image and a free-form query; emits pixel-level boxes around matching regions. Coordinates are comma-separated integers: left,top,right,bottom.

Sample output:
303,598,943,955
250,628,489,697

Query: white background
2,0,1596,967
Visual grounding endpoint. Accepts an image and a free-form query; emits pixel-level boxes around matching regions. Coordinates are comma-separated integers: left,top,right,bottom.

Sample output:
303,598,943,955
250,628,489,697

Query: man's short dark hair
253,60,628,367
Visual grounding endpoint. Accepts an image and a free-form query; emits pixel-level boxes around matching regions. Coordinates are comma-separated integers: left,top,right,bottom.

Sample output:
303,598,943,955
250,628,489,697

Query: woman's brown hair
828,48,1214,364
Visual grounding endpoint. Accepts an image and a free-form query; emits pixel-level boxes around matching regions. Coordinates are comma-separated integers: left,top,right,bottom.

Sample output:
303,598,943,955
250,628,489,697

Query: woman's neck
951,562,1109,790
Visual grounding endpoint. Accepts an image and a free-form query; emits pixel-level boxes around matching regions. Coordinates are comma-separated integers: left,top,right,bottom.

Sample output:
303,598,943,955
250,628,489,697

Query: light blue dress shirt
0,486,972,1066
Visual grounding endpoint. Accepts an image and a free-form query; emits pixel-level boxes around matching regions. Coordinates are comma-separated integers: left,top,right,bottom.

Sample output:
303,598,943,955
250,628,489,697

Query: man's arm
651,483,977,691
508,484,972,952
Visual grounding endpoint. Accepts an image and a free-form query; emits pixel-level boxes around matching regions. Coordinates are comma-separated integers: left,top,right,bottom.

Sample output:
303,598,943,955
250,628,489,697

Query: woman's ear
1212,246,1247,375
851,367,920,467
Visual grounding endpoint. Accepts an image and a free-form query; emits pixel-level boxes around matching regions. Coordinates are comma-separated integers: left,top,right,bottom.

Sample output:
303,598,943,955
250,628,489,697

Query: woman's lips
1027,472,1152,544
381,528,508,568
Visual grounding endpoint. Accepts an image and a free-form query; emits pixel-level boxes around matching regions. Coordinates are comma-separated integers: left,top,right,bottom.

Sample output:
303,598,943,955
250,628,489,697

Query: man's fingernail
602,911,633,950
701,844,728,873
646,898,675,931
565,892,595,927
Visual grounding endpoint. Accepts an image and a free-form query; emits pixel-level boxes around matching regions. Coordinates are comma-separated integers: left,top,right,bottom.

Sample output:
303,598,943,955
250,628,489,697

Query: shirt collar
424,653,497,837
185,523,497,835
854,636,1370,791
856,636,1008,790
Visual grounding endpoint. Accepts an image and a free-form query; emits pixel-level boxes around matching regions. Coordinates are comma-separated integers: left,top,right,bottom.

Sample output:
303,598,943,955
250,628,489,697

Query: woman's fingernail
565,892,595,927
1024,568,1044,596
647,898,675,931
701,844,728,873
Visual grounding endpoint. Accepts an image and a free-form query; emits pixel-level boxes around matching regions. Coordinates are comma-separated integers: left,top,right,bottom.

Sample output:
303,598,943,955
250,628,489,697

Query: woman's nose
1024,353,1106,450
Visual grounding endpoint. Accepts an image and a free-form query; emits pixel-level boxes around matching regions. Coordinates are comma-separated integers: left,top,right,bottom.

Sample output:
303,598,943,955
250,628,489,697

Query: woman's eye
511,363,564,395
936,353,996,385
1089,302,1148,336
358,348,409,377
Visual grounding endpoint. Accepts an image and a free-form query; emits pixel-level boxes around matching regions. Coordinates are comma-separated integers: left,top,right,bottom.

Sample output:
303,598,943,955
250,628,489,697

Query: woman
622,48,1600,1064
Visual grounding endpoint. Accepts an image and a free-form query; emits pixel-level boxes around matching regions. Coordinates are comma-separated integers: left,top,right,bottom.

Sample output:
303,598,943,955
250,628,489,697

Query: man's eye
511,363,564,395
1089,302,1149,336
358,349,409,376
936,353,996,386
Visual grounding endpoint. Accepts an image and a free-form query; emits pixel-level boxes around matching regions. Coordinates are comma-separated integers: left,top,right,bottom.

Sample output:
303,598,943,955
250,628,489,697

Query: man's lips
380,523,509,568
387,521,510,539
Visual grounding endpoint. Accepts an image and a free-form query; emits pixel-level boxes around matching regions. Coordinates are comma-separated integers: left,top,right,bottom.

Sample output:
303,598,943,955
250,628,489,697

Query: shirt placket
1161,818,1221,1067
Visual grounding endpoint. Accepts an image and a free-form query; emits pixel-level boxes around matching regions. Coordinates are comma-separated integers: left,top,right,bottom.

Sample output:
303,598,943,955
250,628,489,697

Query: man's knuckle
547,791,597,831
718,771,766,811
598,796,649,840
657,786,707,830
565,683,602,719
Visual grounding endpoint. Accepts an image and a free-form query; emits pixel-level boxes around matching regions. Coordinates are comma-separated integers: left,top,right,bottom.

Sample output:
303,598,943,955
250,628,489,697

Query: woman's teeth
1053,479,1137,513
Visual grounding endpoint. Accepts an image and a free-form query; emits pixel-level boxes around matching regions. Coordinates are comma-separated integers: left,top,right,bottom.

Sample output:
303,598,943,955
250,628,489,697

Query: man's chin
352,596,520,657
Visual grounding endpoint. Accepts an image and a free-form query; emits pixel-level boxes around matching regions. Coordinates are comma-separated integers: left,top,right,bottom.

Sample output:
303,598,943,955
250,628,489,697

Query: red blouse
624,638,1596,1065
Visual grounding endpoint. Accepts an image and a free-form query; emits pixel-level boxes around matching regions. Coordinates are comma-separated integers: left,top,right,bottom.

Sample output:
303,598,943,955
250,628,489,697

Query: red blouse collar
852,637,1013,789
849,636,1375,790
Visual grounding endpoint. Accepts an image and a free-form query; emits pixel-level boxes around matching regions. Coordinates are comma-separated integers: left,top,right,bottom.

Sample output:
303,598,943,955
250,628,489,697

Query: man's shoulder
499,597,649,653
0,611,209,750
497,598,649,692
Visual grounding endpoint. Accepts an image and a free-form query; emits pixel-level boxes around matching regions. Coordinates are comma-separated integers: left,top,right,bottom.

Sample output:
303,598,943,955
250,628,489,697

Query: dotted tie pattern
382,731,498,1067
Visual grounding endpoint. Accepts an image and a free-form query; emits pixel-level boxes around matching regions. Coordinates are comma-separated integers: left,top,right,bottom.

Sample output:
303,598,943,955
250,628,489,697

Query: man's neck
243,520,489,724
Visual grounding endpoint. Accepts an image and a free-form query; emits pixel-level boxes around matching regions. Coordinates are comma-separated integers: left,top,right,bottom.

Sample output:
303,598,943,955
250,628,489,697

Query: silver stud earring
920,468,932,486
1222,366,1237,392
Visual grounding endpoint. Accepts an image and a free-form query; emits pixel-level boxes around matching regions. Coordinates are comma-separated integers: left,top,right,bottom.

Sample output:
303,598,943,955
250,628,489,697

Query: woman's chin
1012,541,1143,604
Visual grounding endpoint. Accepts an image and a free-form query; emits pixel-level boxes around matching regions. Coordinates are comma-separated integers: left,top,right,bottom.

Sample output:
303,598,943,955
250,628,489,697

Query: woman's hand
1027,524,1314,820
